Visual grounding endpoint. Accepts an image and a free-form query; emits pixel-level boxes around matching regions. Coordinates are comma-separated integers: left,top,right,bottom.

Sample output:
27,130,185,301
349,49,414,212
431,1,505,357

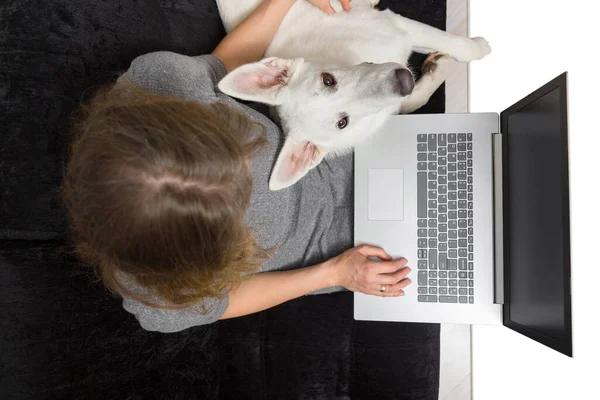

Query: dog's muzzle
395,68,415,96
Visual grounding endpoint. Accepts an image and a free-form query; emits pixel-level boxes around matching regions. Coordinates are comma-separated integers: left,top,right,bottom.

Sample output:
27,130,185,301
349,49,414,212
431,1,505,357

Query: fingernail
400,292,405,296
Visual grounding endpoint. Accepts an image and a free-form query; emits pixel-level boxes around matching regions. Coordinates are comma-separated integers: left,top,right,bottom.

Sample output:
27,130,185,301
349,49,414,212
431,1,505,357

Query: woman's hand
325,245,412,297
307,0,352,14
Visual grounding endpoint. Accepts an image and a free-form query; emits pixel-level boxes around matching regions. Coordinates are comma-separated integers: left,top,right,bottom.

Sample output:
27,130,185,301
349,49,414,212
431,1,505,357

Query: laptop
353,73,572,356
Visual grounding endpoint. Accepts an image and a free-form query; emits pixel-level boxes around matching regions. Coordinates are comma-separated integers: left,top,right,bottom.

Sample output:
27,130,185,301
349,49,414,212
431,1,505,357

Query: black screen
502,74,571,356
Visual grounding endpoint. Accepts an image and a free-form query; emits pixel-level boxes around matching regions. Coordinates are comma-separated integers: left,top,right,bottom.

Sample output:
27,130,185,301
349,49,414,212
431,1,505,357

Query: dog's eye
322,73,336,87
337,116,349,130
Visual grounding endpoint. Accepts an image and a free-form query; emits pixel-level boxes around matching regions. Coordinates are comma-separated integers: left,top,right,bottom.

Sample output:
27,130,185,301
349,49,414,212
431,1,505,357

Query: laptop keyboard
416,133,474,304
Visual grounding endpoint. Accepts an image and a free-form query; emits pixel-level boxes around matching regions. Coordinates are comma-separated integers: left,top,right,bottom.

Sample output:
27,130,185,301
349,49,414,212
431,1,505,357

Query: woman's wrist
319,258,341,289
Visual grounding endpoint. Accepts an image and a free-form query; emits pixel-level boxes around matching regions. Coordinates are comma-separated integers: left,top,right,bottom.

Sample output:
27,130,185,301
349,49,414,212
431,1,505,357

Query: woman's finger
370,287,405,297
376,267,411,284
356,244,391,261
374,279,411,296
369,258,409,274
340,0,352,11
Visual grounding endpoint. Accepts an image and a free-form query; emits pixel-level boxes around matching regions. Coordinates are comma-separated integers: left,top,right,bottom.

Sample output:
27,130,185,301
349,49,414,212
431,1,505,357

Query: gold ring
380,284,386,293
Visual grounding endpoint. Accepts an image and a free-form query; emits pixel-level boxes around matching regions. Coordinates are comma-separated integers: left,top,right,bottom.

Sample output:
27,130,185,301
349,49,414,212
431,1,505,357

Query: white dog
217,0,490,190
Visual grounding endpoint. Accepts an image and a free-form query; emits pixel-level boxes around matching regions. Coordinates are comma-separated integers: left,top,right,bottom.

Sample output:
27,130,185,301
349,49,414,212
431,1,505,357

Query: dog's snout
395,68,415,96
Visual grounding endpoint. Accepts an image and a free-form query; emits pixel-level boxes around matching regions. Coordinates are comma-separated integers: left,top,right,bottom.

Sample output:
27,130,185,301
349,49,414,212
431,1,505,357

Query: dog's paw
367,0,381,6
471,37,492,59
422,52,450,81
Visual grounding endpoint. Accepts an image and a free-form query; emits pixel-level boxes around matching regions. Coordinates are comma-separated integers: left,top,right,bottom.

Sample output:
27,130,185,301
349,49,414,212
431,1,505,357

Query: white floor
438,1,472,399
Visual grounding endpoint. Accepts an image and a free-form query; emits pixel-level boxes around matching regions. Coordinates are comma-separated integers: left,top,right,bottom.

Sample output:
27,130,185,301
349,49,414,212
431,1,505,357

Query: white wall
469,1,599,399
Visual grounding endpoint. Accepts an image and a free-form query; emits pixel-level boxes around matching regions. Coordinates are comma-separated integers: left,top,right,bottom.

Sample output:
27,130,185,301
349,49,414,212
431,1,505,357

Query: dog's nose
395,68,415,96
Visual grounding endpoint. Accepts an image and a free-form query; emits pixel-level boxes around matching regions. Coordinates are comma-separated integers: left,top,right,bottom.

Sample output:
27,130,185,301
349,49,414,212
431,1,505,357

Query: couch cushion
0,0,225,239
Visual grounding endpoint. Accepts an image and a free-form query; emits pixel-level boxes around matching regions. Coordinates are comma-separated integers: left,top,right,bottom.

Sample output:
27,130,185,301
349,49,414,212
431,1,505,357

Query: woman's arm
220,245,412,319
212,0,351,72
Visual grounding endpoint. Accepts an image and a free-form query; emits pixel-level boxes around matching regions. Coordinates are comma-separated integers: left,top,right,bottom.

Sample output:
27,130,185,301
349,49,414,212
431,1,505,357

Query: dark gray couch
0,1,444,398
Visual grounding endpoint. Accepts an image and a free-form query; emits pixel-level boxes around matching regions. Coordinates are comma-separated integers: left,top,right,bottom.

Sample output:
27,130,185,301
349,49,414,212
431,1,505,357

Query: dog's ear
269,137,328,191
218,57,300,105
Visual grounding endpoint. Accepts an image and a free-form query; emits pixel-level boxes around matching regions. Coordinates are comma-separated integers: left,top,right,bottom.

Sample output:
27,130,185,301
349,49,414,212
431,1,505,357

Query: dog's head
218,57,414,190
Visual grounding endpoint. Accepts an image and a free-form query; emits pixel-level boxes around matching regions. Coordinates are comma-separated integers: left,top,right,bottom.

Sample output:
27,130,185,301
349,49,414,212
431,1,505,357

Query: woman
63,0,412,333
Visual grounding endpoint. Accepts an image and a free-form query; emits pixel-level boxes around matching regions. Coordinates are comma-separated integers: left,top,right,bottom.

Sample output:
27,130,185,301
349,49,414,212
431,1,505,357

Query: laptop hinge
492,133,505,304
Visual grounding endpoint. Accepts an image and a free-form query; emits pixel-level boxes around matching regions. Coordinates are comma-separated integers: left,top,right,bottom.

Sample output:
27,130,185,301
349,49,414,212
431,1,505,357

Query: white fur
217,0,491,190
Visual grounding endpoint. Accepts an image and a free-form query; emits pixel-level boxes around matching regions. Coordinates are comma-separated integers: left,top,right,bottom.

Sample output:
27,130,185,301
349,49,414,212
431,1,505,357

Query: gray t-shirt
117,52,353,332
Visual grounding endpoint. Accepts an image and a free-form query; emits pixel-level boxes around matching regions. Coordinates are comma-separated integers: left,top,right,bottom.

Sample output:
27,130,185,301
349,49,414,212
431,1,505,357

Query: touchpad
368,168,404,221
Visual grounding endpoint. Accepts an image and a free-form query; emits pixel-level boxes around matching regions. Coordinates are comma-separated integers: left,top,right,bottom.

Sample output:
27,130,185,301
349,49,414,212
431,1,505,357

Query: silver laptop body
354,113,503,325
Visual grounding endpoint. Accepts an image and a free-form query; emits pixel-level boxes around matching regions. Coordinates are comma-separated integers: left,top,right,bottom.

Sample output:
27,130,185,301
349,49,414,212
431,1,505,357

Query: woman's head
63,83,268,307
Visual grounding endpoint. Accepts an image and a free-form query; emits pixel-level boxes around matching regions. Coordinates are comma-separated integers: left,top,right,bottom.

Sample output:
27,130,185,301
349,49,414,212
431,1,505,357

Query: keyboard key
439,214,448,223
449,220,458,229
467,159,473,167
429,287,438,294
459,229,467,237
458,239,467,248
417,134,427,142
449,279,457,286
418,287,428,294
467,151,473,158
458,210,467,219
428,152,437,161
428,190,437,199
468,245,473,252
469,288,474,295
449,249,457,258
467,143,473,150
418,229,427,237
449,288,458,295
417,152,427,162
418,271,427,285
428,180,437,190
418,295,438,303
418,238,427,248
468,253,474,261
448,192,457,201
449,182,457,191
418,143,427,152
428,134,437,151
468,272,474,279
459,288,467,295
417,172,427,218
458,219,467,228
439,253,447,270
438,134,447,146
459,272,467,279
429,229,437,237
449,144,457,152
458,173,467,182
458,200,467,209
418,249,427,258
448,134,456,143
429,279,437,286
459,296,468,303
429,219,437,228
438,176,447,185
427,200,436,210
438,233,447,242
469,280,474,287
448,201,457,210
469,296,474,304
448,259,457,270
429,271,438,278
467,133,473,141
439,224,447,233
459,258,467,270
439,279,448,286
418,260,428,269
429,162,437,171
429,249,438,269
448,163,457,172
458,133,466,142
449,230,457,239
449,271,458,278
458,163,466,171
440,296,458,303
439,243,448,252
438,166,447,175
418,219,427,227
429,210,437,218
418,162,427,170
468,262,474,270
448,153,457,162
428,239,437,248
439,271,448,278
440,287,448,294
438,185,447,195
438,157,447,165
458,152,466,161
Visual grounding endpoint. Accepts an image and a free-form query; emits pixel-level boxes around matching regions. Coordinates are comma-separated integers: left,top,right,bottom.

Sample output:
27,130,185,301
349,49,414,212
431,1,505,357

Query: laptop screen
501,73,572,356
